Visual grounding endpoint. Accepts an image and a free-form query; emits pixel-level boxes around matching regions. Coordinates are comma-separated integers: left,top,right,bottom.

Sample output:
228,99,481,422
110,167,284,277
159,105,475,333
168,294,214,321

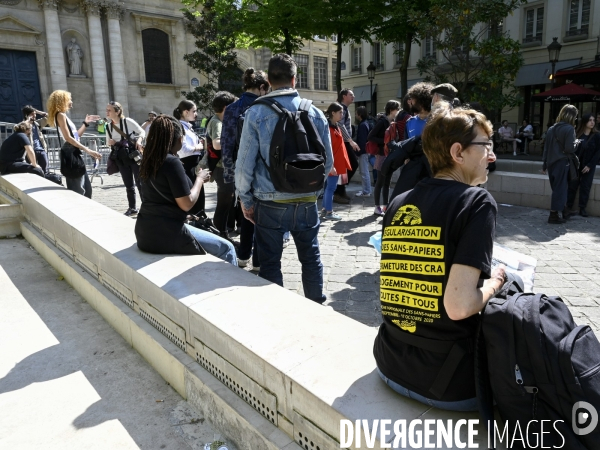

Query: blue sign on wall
191,77,200,87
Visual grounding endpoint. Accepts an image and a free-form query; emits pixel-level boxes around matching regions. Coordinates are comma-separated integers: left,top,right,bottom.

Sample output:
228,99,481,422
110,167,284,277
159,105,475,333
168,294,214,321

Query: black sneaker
580,208,589,217
548,211,566,224
124,208,139,217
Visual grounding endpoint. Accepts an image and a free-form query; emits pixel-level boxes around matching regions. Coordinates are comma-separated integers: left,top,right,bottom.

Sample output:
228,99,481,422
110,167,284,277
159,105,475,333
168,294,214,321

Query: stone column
106,2,129,115
82,0,109,114
38,0,68,91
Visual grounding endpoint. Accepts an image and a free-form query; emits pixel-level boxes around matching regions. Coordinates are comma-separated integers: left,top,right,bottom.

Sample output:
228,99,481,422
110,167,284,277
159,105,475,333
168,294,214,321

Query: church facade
0,0,338,126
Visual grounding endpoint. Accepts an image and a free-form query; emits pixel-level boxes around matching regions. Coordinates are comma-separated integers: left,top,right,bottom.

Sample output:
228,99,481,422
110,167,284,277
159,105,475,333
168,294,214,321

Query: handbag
107,154,119,175
555,133,580,182
56,116,86,178
110,119,142,166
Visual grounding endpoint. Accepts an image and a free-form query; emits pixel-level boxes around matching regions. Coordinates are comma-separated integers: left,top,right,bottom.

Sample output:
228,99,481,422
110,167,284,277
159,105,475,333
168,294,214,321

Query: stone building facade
0,0,206,124
0,0,339,125
340,0,600,130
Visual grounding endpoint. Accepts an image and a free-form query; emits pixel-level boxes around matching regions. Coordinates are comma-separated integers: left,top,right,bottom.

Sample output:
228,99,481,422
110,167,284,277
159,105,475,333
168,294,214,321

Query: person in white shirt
140,110,157,136
105,101,146,216
498,120,521,155
516,119,534,154
173,100,205,214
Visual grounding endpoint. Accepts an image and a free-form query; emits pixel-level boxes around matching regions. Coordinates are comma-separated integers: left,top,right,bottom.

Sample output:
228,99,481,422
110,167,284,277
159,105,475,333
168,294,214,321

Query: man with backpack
235,54,333,304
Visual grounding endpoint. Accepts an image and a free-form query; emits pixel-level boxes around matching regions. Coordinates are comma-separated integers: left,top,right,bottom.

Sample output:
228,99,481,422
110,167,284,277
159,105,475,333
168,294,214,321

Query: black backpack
477,291,600,449
253,97,327,194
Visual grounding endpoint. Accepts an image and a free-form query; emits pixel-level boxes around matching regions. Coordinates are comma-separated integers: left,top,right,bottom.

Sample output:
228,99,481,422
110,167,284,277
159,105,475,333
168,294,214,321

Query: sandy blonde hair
422,102,493,175
47,90,72,126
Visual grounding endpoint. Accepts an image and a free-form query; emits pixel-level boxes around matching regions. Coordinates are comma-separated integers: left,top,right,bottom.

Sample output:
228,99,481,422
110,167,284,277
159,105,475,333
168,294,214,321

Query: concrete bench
1,173,495,450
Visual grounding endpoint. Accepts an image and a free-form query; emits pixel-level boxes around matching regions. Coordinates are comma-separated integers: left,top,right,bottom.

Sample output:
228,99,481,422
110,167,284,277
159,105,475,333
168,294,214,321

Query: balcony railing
566,26,588,37
522,34,543,43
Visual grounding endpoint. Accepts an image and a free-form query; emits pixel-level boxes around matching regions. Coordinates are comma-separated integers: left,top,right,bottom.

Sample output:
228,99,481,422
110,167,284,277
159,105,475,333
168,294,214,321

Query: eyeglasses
469,140,494,152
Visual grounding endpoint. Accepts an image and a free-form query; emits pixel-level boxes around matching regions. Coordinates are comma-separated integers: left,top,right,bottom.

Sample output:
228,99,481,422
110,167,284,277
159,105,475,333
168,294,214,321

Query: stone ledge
2,174,491,449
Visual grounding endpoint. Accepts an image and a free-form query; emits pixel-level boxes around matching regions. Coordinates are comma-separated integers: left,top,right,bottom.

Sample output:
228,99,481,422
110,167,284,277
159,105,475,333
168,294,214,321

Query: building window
314,56,327,90
372,42,384,70
331,58,337,91
313,35,327,41
394,42,403,66
424,35,436,59
567,0,590,36
294,54,309,89
142,28,172,84
523,6,544,43
330,35,338,43
352,46,362,72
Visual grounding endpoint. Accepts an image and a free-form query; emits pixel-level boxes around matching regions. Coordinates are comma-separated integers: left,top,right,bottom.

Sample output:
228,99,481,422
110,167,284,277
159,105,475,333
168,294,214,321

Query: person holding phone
47,90,101,197
135,115,236,264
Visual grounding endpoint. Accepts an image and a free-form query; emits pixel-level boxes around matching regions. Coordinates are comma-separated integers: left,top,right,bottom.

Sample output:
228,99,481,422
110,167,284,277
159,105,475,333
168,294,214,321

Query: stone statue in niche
66,38,84,76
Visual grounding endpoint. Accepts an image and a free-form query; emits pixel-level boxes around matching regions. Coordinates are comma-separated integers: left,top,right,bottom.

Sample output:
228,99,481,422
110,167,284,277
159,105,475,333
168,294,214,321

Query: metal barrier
1,121,113,184
40,128,110,184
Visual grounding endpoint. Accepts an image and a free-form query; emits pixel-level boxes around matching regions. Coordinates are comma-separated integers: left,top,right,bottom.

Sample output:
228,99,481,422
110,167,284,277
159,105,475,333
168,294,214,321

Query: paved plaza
91,173,600,334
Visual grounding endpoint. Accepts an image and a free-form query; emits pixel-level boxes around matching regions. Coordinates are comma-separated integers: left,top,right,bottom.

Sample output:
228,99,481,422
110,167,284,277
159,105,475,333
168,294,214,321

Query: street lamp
547,37,562,90
547,37,562,125
367,61,376,117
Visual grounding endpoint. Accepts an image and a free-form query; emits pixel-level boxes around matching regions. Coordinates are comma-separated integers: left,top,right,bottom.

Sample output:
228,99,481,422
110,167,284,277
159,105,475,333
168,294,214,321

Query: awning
397,79,423,98
353,84,377,102
556,59,600,77
532,83,600,102
514,59,581,87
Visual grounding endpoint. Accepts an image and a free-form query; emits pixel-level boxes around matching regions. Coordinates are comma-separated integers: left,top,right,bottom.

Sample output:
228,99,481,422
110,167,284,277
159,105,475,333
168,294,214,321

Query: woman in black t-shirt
375,103,506,411
135,115,237,265
0,121,44,177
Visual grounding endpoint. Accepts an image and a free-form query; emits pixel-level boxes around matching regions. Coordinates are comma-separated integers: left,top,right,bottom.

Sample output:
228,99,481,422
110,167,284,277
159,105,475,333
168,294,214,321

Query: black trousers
212,167,238,233
119,163,143,209
567,166,596,209
0,160,44,177
180,154,205,214
334,142,359,195
238,215,259,266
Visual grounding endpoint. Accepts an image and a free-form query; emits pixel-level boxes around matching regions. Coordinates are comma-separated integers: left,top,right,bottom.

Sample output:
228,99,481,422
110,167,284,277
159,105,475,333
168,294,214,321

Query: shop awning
353,84,377,102
555,59,600,77
397,79,423,98
514,59,581,87
532,83,600,102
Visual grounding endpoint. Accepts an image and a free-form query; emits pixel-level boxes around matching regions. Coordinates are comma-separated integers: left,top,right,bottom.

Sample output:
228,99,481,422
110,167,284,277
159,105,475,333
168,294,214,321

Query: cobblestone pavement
90,174,600,333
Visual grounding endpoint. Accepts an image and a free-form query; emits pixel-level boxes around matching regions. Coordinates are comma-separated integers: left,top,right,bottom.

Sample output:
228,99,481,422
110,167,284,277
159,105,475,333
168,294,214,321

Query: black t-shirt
135,154,205,255
0,132,29,164
374,178,497,401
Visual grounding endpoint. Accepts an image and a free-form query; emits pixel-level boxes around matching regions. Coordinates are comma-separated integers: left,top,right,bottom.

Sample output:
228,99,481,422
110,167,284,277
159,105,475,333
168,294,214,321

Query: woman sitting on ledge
375,103,506,411
135,115,237,265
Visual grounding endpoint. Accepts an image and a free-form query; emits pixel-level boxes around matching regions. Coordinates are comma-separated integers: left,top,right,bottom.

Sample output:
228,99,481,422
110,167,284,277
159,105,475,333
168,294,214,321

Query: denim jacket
221,92,259,184
235,88,333,209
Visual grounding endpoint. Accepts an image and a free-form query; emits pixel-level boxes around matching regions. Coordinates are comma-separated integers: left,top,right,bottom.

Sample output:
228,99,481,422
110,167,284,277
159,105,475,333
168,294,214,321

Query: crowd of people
2,53,600,435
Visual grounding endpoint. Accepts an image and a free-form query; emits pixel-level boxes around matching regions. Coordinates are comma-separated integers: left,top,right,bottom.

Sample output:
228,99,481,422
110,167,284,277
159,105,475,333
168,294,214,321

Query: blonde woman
47,90,101,198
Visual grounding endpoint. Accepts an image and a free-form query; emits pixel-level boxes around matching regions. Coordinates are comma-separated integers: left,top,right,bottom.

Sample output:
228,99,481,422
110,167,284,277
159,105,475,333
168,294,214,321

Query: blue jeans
377,368,478,412
323,175,338,211
254,200,325,303
184,224,238,266
358,154,372,194
66,172,92,198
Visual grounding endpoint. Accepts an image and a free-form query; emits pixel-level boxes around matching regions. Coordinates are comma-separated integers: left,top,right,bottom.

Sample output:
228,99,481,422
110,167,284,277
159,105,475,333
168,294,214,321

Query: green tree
371,1,432,102
182,0,242,112
411,0,525,120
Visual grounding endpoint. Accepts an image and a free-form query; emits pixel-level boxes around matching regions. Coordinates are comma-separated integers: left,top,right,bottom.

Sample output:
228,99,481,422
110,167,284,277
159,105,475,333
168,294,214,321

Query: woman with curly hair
135,115,237,264
47,90,101,197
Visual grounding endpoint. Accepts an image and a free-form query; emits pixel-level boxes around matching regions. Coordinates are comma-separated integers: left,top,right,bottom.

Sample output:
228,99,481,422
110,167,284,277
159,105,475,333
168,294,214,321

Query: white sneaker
374,206,385,216
515,139,522,143
355,191,371,197
237,258,250,268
